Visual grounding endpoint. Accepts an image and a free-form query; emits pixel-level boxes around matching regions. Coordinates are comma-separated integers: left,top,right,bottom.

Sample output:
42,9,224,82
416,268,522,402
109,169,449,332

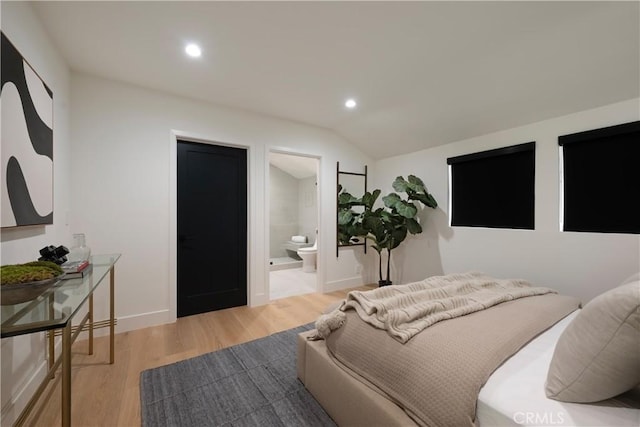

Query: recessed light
345,99,357,109
185,43,202,58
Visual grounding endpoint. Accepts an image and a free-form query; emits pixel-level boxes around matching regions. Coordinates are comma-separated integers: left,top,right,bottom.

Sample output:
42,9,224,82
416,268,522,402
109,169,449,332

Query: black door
177,140,247,317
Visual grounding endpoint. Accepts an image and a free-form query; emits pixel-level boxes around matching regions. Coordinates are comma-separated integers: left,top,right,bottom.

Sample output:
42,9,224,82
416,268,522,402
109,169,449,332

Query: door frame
265,147,323,300
169,130,253,323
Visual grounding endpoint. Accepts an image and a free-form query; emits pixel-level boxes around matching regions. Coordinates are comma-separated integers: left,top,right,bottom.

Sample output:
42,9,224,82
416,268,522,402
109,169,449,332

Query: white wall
269,164,299,258
370,99,640,303
0,2,72,424
70,72,372,331
298,175,318,244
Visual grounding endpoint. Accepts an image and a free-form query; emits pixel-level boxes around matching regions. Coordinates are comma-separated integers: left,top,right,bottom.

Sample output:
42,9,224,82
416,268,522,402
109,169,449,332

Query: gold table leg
61,322,72,427
48,293,55,378
110,266,115,364
48,330,55,378
89,294,94,355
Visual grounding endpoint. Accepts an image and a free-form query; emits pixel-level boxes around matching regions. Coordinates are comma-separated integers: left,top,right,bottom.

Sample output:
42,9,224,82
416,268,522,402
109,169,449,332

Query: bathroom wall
269,165,299,258
298,176,318,244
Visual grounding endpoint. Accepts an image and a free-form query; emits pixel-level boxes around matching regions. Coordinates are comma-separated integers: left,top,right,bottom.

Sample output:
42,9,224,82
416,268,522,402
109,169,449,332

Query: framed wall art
1,32,53,228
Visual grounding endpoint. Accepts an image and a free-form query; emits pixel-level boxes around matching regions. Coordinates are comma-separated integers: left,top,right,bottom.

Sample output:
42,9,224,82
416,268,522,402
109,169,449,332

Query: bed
297,273,640,427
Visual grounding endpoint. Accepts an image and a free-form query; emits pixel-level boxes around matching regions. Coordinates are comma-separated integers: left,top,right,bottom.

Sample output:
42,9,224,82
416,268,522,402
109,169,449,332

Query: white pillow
545,280,640,403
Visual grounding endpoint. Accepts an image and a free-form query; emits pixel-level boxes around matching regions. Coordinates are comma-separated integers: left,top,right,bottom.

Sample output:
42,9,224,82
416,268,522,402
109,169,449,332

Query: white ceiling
32,1,639,159
269,152,317,179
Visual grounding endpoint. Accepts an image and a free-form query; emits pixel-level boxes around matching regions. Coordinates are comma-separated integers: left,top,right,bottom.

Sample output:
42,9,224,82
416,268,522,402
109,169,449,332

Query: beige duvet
325,293,580,426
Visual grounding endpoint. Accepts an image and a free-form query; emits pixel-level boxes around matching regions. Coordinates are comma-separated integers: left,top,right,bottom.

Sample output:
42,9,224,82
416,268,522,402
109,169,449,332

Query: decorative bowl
1,275,62,306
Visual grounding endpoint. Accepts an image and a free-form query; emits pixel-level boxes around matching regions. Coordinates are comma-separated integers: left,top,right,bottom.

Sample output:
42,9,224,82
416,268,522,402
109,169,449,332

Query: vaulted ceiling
32,1,639,159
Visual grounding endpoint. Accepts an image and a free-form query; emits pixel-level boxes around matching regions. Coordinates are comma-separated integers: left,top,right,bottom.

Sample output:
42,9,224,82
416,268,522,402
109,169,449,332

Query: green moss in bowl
1,261,64,286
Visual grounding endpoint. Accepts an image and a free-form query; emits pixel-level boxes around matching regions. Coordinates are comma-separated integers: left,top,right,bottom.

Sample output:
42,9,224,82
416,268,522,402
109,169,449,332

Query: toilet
297,240,317,273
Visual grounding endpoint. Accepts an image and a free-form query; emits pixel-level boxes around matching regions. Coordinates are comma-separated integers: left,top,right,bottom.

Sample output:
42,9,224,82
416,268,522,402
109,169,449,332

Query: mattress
477,310,640,427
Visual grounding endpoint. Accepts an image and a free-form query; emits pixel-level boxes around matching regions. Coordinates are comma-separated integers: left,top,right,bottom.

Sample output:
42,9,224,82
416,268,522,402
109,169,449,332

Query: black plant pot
378,280,393,287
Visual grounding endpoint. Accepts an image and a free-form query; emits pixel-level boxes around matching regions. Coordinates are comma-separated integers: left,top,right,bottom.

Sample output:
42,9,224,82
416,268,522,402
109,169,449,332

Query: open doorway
268,151,319,300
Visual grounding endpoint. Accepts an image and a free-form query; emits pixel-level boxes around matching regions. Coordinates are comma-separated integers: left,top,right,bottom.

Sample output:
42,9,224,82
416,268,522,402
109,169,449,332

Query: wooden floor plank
20,286,372,426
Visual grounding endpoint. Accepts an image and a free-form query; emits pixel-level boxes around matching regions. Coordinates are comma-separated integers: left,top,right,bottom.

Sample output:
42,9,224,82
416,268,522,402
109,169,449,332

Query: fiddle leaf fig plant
392,175,438,208
338,175,437,286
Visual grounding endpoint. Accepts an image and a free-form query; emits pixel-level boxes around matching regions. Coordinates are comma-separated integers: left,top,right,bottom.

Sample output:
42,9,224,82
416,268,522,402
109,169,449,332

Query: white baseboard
1,351,50,427
250,292,269,307
115,309,173,334
323,276,364,293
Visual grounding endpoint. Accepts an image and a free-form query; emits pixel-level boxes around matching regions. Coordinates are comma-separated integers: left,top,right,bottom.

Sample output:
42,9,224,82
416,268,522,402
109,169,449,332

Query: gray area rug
140,323,336,427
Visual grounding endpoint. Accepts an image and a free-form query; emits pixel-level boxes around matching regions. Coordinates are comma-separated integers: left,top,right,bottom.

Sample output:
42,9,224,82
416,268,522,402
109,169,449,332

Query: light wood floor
24,286,371,426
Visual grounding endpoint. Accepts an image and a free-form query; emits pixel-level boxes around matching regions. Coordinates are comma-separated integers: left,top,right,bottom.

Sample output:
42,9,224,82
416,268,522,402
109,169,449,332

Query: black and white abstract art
1,32,53,228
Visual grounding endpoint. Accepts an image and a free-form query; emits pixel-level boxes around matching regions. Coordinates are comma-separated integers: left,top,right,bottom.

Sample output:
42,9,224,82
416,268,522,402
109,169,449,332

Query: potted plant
339,176,437,286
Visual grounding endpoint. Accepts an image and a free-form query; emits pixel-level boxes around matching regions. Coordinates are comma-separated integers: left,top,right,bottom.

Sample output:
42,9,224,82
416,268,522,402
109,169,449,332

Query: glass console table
1,254,120,427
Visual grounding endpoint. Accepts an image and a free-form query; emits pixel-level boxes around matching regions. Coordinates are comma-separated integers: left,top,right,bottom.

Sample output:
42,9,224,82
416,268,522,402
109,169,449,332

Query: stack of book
61,260,92,280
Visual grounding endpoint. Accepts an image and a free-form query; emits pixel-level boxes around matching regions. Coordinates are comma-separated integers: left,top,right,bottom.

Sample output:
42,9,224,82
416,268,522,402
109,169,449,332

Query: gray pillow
545,280,640,403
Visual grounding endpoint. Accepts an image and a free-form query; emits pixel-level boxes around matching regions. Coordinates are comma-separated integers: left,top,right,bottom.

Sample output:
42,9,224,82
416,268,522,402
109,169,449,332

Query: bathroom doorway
268,151,319,300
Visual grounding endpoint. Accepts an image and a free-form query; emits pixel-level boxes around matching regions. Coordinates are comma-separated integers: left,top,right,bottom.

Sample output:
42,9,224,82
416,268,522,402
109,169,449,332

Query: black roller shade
447,142,535,229
560,121,640,234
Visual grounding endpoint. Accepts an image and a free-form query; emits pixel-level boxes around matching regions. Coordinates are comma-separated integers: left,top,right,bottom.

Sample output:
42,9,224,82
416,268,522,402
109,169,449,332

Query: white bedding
477,310,640,427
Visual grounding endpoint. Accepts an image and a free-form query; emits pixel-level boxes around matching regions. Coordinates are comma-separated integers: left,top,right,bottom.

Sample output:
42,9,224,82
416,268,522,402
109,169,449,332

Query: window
559,121,640,234
447,142,535,229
